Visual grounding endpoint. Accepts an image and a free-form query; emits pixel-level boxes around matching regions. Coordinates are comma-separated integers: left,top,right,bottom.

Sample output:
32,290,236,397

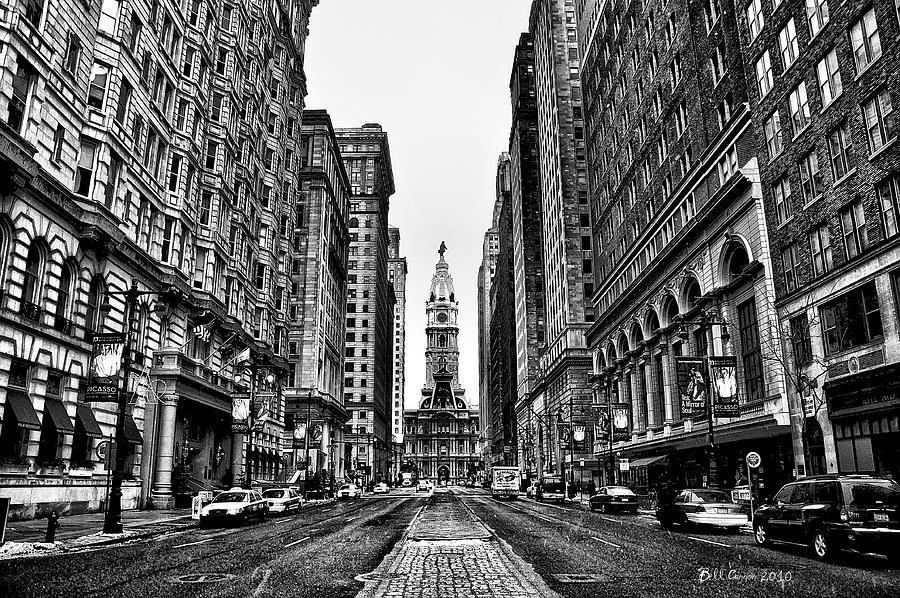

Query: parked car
417,480,433,492
262,488,303,515
535,475,566,503
753,475,900,562
656,489,746,529
525,480,538,499
337,483,363,499
590,486,639,514
373,482,390,495
199,489,268,527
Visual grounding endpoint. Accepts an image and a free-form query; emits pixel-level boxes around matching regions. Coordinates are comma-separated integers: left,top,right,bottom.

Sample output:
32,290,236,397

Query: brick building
0,0,317,518
338,124,396,486
577,0,792,493
737,0,900,478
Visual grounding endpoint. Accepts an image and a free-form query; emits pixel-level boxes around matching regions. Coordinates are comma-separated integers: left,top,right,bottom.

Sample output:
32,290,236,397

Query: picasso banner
572,424,590,453
611,403,632,441
310,420,324,444
710,356,740,418
292,421,308,449
594,405,610,443
231,392,250,433
675,356,708,419
85,333,125,402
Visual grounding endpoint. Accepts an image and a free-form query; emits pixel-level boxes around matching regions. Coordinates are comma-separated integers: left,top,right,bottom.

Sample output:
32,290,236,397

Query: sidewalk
1,508,195,560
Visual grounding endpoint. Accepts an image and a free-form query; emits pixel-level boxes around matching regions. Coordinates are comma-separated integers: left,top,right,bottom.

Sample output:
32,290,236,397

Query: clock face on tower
436,313,448,323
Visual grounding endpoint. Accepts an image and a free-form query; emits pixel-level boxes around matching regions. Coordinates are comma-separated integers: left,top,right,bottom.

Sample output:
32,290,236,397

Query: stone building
577,0,791,493
284,109,350,489
476,208,500,460
404,245,481,483
387,225,407,478
338,124,396,486
527,0,596,488
0,0,316,519
735,0,900,478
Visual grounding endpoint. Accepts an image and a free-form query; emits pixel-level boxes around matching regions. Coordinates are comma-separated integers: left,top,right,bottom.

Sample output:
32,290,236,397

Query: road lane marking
285,536,311,547
251,568,272,597
590,536,622,549
345,517,357,523
686,535,732,548
173,538,213,549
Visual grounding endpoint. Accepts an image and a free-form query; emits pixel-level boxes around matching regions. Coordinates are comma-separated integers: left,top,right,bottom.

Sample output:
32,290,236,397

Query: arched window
55,261,76,332
438,335,447,348
684,277,701,311
22,242,43,306
725,242,750,283
645,310,661,336
84,276,104,337
0,222,10,288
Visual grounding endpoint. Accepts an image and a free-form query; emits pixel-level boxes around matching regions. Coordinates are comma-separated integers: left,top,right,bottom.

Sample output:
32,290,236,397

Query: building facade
285,109,350,491
0,0,317,519
577,0,792,493
735,0,900,479
338,124,396,486
476,210,500,460
404,245,480,483
387,225,407,479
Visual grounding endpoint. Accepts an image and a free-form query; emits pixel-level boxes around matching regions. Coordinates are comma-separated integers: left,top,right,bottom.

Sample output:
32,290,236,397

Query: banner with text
231,393,250,433
611,403,632,441
85,333,125,402
710,356,739,418
675,356,708,419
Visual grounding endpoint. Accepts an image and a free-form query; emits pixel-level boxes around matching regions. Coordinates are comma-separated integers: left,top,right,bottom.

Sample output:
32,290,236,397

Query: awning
123,415,143,444
76,404,103,438
43,398,75,433
629,455,668,468
4,390,41,430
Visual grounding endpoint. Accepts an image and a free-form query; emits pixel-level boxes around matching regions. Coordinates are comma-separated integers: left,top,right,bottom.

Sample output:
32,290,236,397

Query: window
161,217,175,263
782,243,800,292
23,0,46,29
64,33,82,74
98,0,120,35
52,125,65,163
876,175,900,238
746,0,764,41
798,150,823,202
216,48,228,75
850,8,881,73
114,78,132,125
840,200,869,259
806,0,829,37
704,0,720,31
755,51,773,98
125,13,142,52
820,281,883,354
205,140,218,169
789,82,811,135
7,58,34,134
87,63,110,110
74,138,97,197
22,242,43,306
790,313,813,367
199,191,212,225
711,43,726,83
862,89,896,154
738,298,765,402
816,48,842,106
809,224,833,276
779,18,799,68
772,174,793,224
675,100,687,138
764,111,783,158
827,121,853,181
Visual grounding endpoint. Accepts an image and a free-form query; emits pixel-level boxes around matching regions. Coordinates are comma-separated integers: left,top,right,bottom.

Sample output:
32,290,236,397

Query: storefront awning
43,398,75,433
4,390,41,430
124,415,143,444
76,404,103,438
630,455,668,468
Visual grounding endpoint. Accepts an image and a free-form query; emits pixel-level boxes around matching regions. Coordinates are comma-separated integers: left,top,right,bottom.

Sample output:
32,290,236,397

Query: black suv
753,475,900,562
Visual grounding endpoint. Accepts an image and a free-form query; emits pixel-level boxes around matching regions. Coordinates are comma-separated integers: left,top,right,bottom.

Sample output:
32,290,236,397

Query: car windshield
213,492,248,503
693,491,732,503
606,487,635,496
263,490,286,498
340,485,351,490
843,480,900,507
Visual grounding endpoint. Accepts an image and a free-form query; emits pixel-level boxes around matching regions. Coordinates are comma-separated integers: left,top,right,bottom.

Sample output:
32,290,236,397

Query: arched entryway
437,465,450,485
804,418,827,475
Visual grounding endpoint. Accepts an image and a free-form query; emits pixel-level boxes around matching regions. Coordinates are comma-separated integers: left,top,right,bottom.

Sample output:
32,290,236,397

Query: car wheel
598,503,606,514
659,516,673,529
810,527,834,560
753,521,770,546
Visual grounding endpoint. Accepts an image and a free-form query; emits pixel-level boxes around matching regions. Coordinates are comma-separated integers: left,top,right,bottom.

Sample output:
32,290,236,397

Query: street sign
619,458,630,472
96,440,110,462
579,459,585,467
746,452,762,469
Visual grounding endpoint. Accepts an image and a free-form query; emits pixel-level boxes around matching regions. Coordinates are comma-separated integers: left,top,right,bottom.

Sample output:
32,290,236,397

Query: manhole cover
553,573,608,583
174,573,235,584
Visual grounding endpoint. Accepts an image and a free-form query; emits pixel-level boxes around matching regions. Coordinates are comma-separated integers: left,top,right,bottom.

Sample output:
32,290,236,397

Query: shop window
820,281,883,355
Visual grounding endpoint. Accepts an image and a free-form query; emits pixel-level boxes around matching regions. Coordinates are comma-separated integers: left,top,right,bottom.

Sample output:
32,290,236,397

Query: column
628,364,640,438
642,352,655,430
151,395,179,508
660,344,674,428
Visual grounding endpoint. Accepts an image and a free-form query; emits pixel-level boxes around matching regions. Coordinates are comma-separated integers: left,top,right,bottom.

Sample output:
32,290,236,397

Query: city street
3,488,900,597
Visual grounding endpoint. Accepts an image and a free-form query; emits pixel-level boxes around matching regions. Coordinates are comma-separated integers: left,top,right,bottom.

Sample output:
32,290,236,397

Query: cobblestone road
355,491,559,598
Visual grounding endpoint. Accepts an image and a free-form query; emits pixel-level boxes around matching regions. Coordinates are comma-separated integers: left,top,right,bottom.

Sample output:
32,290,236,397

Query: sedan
200,489,268,527
657,489,747,529
590,486,639,514
373,482,390,494
417,480,433,492
263,488,303,515
337,483,362,499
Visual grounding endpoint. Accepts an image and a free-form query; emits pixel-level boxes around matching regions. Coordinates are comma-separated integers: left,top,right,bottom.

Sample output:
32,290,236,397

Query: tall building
0,0,317,519
507,32,547,482
735,0,900,478
577,0,790,492
338,124,396,486
403,245,481,483
285,109,351,490
387,225,407,477
488,154,519,466
476,205,500,459
528,0,595,486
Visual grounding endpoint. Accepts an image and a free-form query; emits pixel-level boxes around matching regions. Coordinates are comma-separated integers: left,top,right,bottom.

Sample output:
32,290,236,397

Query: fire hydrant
45,511,60,543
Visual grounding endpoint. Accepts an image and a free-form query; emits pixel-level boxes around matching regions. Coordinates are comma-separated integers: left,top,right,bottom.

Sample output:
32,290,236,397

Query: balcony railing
52,314,73,335
19,300,42,322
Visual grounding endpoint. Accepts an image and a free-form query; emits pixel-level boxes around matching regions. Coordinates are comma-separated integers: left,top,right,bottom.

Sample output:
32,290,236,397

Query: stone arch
718,237,753,287
680,275,702,313
629,320,644,349
617,331,630,357
660,292,680,327
55,257,79,321
605,340,618,364
643,308,661,338
21,235,51,306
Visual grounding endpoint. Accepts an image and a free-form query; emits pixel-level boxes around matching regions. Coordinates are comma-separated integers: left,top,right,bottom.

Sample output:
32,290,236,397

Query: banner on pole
710,356,739,417
611,403,631,441
292,421,308,449
593,405,610,443
85,333,126,402
231,392,250,433
675,356,708,419
572,424,589,453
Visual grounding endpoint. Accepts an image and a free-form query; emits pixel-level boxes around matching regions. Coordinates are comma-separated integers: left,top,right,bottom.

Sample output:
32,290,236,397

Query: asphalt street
2,487,900,597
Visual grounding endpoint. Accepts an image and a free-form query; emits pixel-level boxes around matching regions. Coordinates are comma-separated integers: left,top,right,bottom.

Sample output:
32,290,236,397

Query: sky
305,0,534,410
